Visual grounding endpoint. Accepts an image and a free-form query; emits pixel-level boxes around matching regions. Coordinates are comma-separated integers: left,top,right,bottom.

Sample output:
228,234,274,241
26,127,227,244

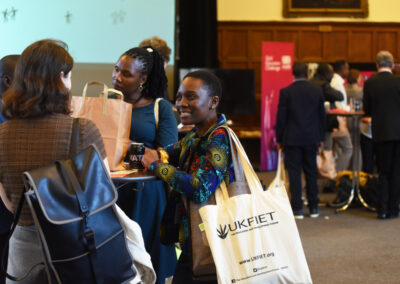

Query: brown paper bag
71,81,132,171
189,196,217,280
317,150,337,180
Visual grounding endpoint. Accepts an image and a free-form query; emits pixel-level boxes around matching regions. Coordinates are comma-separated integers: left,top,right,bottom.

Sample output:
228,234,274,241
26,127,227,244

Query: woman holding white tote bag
142,70,236,284
143,70,312,284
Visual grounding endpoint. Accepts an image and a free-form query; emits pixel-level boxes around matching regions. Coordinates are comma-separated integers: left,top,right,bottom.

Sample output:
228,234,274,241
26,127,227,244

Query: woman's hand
142,148,160,170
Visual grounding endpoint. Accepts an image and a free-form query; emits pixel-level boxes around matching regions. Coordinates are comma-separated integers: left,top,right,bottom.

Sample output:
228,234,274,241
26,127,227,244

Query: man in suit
0,55,19,284
363,50,400,220
276,62,326,219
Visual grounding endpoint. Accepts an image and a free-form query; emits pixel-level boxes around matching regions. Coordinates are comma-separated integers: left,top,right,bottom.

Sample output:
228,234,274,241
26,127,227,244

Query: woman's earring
139,83,143,92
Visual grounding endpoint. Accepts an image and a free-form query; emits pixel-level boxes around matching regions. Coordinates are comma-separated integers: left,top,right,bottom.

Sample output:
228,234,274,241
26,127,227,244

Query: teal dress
117,99,178,284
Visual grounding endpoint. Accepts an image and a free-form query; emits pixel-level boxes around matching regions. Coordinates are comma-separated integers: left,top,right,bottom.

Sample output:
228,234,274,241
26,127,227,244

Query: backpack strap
69,118,80,157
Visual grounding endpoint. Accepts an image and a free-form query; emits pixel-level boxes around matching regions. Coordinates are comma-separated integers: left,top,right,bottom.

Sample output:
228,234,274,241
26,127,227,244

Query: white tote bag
114,205,156,284
199,128,312,284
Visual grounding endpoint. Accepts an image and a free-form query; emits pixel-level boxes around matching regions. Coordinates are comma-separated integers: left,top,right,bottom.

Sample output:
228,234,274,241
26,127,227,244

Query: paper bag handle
79,81,124,115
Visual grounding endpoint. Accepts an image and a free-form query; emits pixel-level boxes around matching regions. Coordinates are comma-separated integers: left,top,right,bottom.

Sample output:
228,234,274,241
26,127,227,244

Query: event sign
260,42,294,171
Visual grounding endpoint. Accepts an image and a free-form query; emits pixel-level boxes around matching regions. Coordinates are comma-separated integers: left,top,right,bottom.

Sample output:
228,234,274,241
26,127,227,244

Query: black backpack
3,119,135,283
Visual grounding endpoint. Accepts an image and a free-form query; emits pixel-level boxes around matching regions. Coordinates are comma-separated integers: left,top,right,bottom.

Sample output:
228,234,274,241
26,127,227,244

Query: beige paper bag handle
79,81,124,115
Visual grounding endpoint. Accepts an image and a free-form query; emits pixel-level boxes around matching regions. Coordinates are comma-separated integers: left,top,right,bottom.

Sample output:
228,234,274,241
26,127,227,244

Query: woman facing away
345,68,363,104
142,70,236,284
0,39,107,283
112,46,178,284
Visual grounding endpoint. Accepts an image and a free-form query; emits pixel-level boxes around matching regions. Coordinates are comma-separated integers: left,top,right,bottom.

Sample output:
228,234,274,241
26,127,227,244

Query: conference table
327,110,376,213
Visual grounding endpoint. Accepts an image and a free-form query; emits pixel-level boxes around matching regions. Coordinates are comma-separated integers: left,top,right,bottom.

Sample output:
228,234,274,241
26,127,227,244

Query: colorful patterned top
150,114,235,245
150,114,235,202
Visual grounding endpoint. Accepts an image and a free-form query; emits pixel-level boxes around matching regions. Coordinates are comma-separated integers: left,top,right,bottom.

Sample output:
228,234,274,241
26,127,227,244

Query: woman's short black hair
2,39,73,119
183,70,222,99
122,46,167,99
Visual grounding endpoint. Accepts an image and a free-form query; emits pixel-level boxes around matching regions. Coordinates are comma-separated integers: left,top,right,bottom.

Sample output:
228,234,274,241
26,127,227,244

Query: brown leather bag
188,126,251,280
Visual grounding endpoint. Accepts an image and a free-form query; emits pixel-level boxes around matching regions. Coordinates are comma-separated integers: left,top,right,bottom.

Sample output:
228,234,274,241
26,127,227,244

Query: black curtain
175,0,218,68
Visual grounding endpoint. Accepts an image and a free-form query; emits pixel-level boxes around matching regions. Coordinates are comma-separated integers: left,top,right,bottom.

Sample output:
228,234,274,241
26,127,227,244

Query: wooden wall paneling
248,62,261,94
324,31,349,61
349,31,373,62
218,29,223,62
274,30,299,59
375,31,397,60
395,29,400,62
248,30,273,61
219,62,249,69
299,30,323,62
220,29,248,61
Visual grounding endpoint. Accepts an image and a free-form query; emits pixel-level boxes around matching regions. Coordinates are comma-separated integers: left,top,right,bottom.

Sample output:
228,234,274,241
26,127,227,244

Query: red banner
260,42,294,171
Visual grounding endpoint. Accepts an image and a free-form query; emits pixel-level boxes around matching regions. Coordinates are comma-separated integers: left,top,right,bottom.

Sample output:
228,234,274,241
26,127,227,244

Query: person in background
309,63,343,144
142,70,234,284
330,60,353,174
345,69,363,104
112,46,178,284
276,62,326,219
0,39,107,283
310,63,343,109
0,54,19,284
363,50,400,220
331,60,349,108
139,36,171,70
345,69,373,173
309,63,343,192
